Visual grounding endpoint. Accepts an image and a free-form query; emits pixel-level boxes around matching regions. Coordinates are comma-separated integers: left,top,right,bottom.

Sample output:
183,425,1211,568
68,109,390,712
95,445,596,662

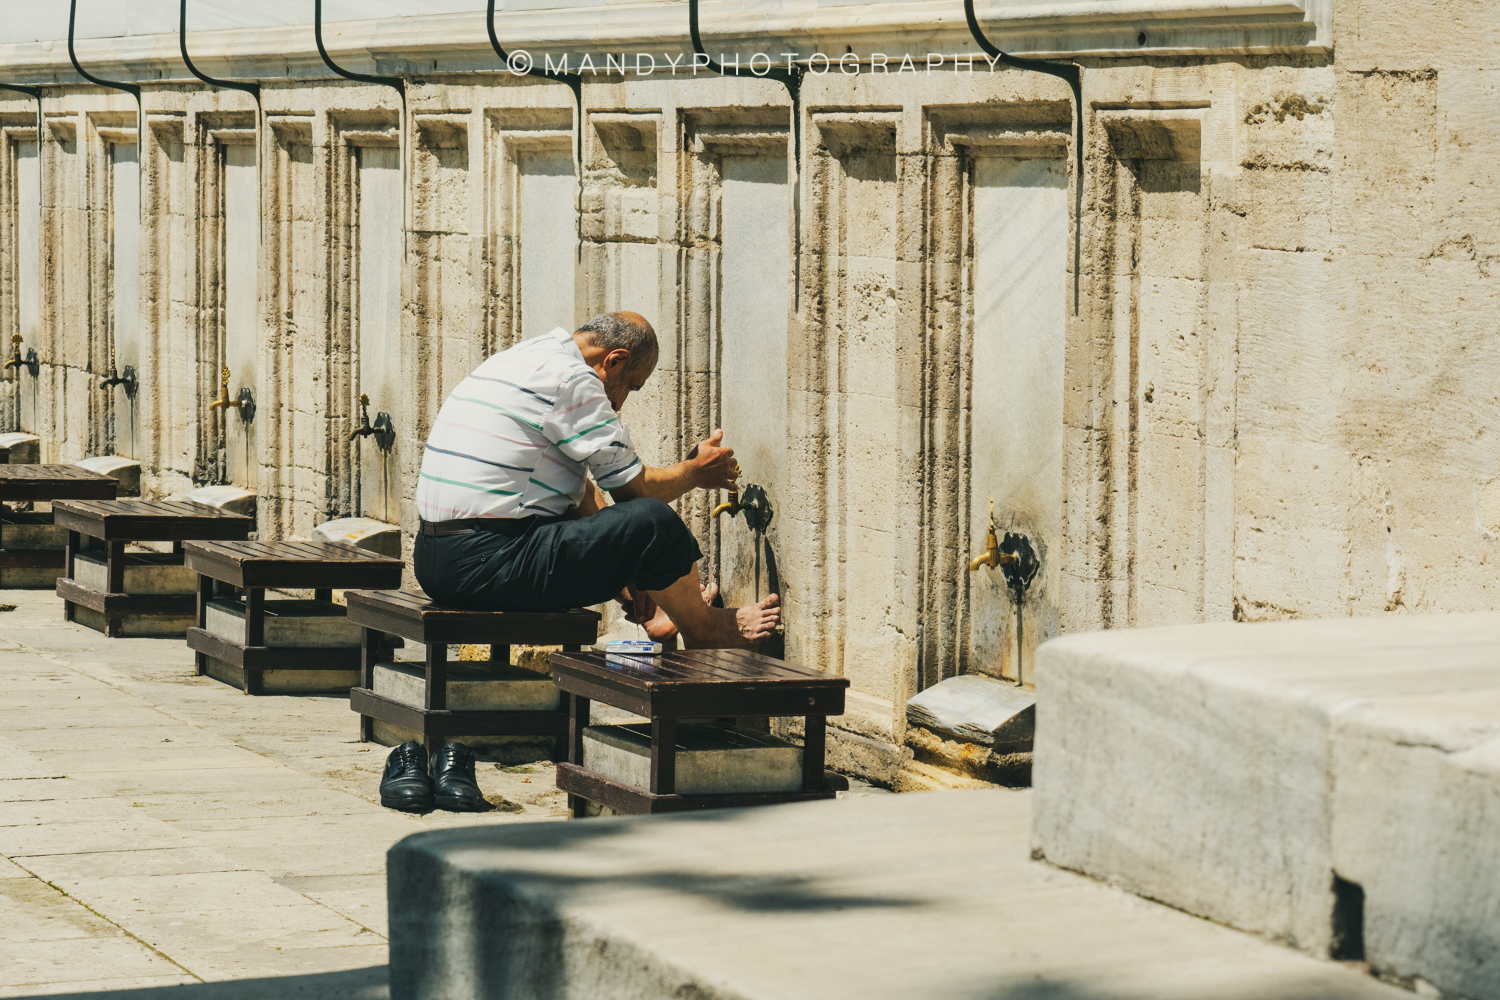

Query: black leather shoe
380,741,434,812
430,742,488,812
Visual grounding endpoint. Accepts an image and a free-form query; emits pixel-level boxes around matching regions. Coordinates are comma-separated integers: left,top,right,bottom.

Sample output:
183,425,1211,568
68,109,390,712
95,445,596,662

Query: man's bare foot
682,593,780,649
643,583,719,642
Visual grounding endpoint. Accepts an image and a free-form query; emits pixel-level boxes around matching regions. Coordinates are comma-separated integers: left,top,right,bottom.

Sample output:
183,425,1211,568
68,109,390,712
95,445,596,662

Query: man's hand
688,429,738,491
617,586,656,625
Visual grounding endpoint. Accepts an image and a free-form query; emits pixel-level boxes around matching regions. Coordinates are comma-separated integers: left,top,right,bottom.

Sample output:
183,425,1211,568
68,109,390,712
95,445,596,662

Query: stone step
204,598,361,647
73,551,196,595
583,722,803,796
74,455,140,496
1032,612,1500,1000
312,516,400,557
371,660,559,712
387,789,1407,1000
1,510,64,550
0,432,40,464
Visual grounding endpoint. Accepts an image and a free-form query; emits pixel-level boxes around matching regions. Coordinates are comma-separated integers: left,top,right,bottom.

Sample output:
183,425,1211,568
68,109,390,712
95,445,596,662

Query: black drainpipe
486,0,585,275
964,0,1084,315
70,0,143,393
688,0,804,309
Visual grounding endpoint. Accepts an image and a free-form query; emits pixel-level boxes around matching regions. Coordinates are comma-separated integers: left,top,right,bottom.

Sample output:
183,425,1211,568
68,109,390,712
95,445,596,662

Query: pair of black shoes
379,741,488,813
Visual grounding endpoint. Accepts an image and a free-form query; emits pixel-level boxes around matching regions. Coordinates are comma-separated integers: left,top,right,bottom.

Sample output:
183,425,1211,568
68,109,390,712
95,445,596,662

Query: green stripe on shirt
448,393,544,432
419,471,522,496
554,417,619,445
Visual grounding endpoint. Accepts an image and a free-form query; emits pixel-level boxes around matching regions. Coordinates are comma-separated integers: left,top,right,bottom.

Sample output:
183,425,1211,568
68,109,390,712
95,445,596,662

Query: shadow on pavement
8,966,387,1000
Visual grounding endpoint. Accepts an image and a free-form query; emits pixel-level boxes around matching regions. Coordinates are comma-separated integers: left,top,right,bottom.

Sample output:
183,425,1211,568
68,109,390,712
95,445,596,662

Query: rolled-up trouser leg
413,498,702,611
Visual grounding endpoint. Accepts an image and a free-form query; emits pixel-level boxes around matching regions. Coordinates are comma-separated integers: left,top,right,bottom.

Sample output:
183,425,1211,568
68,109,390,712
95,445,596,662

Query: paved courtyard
0,587,570,997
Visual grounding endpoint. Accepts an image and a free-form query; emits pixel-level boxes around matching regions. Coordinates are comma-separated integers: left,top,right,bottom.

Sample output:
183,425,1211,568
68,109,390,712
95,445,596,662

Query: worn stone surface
905,673,1034,749
205,599,362,648
1032,612,1500,998
312,517,401,558
0,433,39,464
73,551,196,596
387,789,1406,1000
371,659,560,713
0,586,573,996
74,454,139,495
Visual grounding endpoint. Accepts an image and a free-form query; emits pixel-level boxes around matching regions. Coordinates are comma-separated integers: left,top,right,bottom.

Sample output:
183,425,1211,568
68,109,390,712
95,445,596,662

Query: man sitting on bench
414,311,780,648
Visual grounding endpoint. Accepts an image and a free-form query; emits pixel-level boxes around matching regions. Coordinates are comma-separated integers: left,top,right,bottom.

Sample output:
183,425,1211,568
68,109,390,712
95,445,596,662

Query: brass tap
711,462,744,519
3,334,23,371
99,349,127,391
970,500,1020,573
208,364,240,411
349,393,375,442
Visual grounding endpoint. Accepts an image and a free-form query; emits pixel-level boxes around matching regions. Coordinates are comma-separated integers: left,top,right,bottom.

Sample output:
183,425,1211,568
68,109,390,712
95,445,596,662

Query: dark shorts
413,497,702,611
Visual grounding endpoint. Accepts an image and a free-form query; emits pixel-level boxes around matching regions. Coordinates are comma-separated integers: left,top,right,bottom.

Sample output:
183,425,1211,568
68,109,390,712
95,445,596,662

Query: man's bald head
576,312,658,373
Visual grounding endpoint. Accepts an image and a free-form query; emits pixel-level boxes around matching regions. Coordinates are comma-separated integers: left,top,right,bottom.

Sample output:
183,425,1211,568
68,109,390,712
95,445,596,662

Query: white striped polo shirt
415,327,643,521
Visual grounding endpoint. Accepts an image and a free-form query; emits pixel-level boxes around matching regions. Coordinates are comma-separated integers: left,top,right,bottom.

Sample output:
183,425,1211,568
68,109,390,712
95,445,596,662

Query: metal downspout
964,0,1084,315
486,0,584,274
687,0,803,310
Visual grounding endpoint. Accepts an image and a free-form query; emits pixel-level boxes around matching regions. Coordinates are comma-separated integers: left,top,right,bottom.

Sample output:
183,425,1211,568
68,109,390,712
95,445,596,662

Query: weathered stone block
74,456,139,496
372,659,560,712
905,673,1034,750
582,722,803,796
202,659,359,696
171,485,256,518
1,512,64,550
311,516,400,557
73,551,196,595
204,599,361,647
0,433,39,464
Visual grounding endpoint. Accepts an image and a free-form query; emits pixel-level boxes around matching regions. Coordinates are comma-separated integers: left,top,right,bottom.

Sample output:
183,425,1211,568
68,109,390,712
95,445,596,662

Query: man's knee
616,497,683,534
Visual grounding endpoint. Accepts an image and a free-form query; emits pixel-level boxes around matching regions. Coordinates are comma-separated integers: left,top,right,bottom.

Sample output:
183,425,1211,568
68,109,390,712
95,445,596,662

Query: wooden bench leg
650,717,677,796
194,573,212,675
568,692,589,818
243,588,265,695
359,627,382,743
62,531,78,623
803,714,826,792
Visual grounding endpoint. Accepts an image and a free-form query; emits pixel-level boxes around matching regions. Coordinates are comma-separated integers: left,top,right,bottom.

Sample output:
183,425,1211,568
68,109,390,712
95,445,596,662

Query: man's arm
609,429,738,505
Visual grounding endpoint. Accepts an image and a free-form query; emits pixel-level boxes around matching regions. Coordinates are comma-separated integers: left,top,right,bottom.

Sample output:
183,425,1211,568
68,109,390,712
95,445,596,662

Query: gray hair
576,313,658,369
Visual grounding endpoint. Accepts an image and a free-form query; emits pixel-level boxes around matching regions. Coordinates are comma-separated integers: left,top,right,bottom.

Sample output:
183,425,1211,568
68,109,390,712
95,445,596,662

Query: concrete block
1,512,64,550
1032,611,1500,997
369,719,555,763
0,432,40,464
582,722,803,796
388,791,1408,1000
312,516,401,557
372,660,560,712
72,551,196,595
204,599,361,647
905,673,1034,750
72,604,194,639
201,658,359,696
170,485,256,518
74,455,138,496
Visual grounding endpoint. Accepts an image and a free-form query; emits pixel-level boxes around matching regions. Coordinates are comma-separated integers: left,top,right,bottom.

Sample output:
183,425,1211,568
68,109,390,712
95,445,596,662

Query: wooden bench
184,539,405,695
345,589,600,753
0,465,117,587
549,648,850,816
53,500,253,637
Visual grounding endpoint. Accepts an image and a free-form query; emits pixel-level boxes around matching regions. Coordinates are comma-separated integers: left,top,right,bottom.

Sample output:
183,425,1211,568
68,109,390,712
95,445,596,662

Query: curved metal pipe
314,0,404,97
687,0,804,307
487,0,584,268
180,0,260,100
964,0,1084,314
68,0,140,102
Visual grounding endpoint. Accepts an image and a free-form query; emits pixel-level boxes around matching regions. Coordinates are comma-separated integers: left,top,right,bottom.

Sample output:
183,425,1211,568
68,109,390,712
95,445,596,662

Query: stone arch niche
0,112,39,433
920,106,1072,690
680,112,792,624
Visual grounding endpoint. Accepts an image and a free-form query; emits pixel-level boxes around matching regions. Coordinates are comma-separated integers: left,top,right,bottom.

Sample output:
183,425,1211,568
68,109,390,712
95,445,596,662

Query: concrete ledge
74,551,196,595
205,598,361,647
388,790,1404,1000
372,659,560,712
313,516,401,557
583,722,803,795
1032,612,1500,1000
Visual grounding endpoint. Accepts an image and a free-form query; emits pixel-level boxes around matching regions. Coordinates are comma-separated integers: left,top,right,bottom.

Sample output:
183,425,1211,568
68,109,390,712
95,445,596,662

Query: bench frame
344,590,599,754
549,650,850,818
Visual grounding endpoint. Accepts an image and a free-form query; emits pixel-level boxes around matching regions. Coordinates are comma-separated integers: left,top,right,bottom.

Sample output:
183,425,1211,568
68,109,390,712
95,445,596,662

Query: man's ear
604,348,632,372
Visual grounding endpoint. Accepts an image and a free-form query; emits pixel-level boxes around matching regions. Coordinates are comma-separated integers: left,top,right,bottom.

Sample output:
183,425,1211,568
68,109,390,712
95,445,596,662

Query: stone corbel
812,112,899,159
414,115,467,151
1097,108,1205,162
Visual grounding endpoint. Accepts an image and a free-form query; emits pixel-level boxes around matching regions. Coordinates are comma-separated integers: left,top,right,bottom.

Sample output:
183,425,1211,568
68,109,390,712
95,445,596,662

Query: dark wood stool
54,500,252,637
184,540,404,695
345,589,599,752
0,465,117,587
550,648,850,816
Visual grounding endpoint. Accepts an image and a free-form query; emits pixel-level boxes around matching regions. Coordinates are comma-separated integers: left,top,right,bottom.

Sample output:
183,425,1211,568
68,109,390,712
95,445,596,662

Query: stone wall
0,0,1489,779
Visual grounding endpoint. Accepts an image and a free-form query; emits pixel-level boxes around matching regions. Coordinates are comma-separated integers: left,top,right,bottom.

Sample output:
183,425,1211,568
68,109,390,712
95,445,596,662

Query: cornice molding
0,0,1327,89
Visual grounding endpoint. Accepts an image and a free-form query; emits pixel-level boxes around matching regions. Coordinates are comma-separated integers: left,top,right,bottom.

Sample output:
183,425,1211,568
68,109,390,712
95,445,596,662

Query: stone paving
0,587,572,997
